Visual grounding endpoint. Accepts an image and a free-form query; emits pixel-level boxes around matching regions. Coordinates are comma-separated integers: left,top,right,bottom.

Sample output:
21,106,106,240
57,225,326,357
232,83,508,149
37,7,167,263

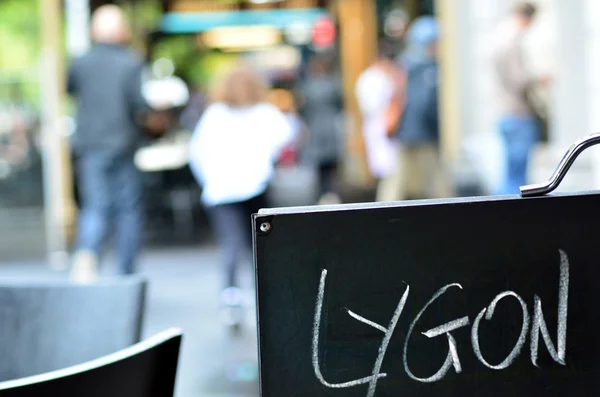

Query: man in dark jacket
68,5,149,282
300,54,344,204
389,15,449,201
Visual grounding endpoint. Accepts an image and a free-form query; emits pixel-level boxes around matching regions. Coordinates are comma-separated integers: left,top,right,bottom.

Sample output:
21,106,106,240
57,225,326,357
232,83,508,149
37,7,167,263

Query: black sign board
253,189,600,397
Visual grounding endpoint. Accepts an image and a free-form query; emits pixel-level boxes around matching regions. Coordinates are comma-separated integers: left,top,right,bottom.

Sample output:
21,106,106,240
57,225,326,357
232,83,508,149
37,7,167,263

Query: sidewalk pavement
0,245,259,397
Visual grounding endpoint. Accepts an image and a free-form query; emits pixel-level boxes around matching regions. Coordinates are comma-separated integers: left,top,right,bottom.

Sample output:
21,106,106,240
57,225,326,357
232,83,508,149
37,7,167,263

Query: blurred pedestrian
188,65,293,329
67,5,150,282
266,88,309,166
386,16,449,201
180,86,208,132
299,54,344,204
493,2,548,194
356,40,407,201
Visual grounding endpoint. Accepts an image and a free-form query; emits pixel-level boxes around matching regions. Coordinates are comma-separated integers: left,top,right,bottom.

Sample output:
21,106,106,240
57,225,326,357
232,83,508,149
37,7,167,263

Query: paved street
0,245,260,397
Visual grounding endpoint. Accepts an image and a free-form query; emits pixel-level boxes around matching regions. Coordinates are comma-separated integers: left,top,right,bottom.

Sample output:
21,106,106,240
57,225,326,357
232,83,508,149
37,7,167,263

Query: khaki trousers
376,143,450,202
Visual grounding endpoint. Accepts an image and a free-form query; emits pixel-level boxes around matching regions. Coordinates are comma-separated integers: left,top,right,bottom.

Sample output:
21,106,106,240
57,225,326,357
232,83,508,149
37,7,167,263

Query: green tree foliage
0,0,40,105
0,0,39,73
151,35,239,89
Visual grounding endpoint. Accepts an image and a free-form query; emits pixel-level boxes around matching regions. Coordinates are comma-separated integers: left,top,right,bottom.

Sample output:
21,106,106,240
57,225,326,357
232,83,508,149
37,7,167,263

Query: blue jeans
75,152,143,274
497,115,540,195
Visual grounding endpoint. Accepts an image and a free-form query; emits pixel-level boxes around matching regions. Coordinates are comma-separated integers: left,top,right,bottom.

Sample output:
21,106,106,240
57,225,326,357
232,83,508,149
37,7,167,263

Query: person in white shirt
356,41,406,201
189,65,292,329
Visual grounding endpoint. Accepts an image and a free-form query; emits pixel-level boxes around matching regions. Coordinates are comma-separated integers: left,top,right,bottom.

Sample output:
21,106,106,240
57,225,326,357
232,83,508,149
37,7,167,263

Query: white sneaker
220,287,244,328
220,287,244,307
70,250,99,284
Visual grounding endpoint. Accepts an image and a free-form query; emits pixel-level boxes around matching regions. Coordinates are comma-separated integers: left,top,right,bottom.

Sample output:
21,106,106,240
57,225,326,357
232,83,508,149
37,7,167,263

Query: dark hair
308,54,334,76
513,2,537,19
377,39,398,61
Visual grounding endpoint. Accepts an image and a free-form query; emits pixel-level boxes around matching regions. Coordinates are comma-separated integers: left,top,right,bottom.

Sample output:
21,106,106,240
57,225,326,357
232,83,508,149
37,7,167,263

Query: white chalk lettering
347,310,388,334
422,317,471,338
422,317,471,374
471,291,529,370
358,284,410,397
312,269,410,397
311,249,571,393
312,269,383,388
530,249,569,366
403,284,469,383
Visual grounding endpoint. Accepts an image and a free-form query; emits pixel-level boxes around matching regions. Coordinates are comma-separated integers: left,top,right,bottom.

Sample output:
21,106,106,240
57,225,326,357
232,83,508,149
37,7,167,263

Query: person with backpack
386,15,450,201
492,2,550,194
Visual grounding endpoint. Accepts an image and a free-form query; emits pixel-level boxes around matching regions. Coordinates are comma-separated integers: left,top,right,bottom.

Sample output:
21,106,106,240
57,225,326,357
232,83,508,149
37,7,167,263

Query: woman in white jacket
189,65,292,328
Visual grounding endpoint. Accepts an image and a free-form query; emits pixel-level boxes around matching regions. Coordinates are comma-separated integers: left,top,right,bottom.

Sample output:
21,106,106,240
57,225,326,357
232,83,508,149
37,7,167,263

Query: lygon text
312,250,570,397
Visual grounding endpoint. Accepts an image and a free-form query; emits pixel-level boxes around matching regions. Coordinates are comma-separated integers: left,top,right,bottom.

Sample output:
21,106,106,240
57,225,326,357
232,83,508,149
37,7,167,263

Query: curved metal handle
520,133,600,197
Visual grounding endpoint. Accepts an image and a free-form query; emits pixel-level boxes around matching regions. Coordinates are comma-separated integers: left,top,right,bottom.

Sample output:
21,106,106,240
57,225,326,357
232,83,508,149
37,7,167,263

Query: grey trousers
208,193,267,289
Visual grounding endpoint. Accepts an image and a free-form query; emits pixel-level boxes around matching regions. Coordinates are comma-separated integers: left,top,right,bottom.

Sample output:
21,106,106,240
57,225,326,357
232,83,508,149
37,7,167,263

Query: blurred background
0,0,598,396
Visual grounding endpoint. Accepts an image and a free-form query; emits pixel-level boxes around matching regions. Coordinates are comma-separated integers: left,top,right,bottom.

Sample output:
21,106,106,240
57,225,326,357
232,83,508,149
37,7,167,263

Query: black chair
0,328,182,397
0,277,146,381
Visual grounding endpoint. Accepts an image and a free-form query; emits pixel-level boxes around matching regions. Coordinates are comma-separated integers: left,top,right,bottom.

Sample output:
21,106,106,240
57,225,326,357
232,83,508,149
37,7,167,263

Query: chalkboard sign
253,192,600,397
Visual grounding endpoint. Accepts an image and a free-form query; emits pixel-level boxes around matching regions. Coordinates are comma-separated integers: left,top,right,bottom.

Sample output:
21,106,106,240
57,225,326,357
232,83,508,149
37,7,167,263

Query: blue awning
160,8,329,34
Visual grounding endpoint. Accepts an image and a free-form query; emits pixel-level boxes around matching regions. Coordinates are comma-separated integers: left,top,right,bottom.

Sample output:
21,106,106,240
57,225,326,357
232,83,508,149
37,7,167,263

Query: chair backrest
0,277,147,381
0,328,182,397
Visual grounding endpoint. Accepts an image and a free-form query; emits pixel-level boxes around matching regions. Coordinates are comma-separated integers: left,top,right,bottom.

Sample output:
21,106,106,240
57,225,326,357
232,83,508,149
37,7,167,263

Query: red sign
311,16,336,48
